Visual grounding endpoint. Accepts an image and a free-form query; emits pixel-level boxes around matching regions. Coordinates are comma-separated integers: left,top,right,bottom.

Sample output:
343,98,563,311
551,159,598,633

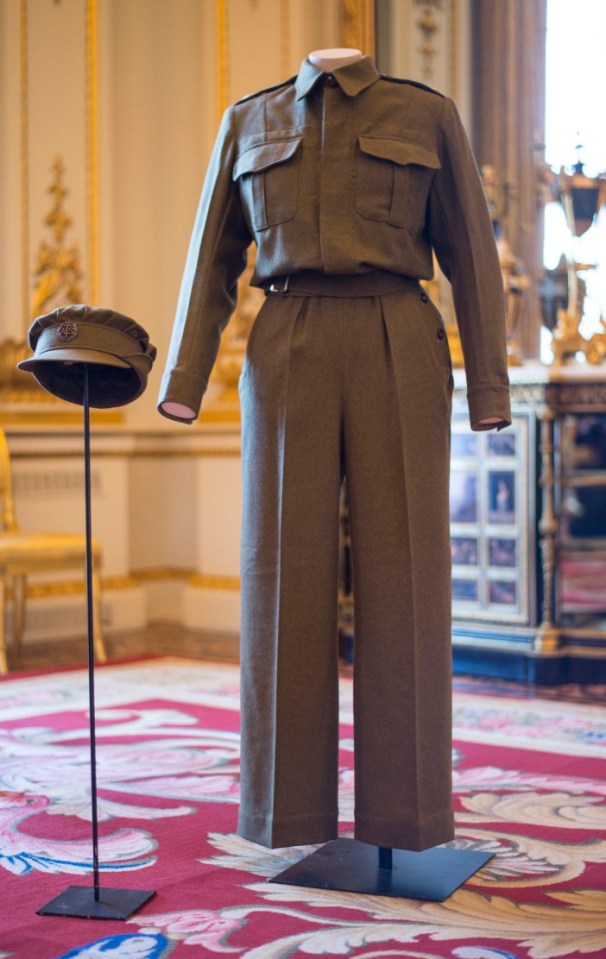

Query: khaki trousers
237,278,455,851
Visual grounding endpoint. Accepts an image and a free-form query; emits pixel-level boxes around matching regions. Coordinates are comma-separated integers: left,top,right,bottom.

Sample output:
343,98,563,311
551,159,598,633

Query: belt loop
268,276,290,294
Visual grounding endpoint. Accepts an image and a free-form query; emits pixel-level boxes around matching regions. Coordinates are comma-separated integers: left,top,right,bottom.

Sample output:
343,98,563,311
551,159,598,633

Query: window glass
544,0,606,350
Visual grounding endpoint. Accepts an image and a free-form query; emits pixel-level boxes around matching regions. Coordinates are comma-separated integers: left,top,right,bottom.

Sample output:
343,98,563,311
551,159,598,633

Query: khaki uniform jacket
158,56,511,430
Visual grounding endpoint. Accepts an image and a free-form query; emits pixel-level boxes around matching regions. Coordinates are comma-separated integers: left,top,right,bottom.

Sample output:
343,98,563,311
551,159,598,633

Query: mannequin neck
308,48,363,73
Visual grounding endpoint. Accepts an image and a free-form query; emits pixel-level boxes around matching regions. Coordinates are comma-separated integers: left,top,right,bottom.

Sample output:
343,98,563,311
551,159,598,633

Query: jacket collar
295,55,380,100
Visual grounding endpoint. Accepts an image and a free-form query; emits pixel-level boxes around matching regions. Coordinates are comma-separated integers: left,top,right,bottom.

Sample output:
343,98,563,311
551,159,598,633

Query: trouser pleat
238,295,341,847
344,292,454,850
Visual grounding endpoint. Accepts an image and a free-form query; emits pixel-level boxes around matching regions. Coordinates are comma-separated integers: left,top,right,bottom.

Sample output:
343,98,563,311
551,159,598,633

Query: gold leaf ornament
459,791,606,830
454,828,606,888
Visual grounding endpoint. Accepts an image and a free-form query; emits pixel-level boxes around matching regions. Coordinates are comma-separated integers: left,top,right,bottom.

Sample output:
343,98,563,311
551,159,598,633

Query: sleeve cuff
467,384,512,432
157,367,207,422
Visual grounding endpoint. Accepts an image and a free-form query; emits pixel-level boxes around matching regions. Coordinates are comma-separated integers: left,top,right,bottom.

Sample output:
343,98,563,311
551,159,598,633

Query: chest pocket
233,137,302,231
354,136,441,231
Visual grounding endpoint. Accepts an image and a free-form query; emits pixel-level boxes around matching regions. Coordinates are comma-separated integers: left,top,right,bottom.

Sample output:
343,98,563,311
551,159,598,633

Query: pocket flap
233,137,302,179
358,136,441,169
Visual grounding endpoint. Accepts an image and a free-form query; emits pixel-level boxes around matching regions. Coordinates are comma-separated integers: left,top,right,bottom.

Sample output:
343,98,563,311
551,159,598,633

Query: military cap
18,305,157,408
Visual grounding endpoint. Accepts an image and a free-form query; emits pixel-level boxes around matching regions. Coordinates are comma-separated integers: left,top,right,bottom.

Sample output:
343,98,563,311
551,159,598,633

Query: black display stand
270,838,493,902
38,367,155,920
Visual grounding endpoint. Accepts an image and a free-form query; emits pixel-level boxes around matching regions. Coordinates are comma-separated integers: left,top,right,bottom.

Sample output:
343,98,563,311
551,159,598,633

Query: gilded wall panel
22,0,93,326
0,0,103,419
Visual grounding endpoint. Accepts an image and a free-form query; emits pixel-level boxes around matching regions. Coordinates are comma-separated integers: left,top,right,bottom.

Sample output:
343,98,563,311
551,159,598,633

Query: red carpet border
0,657,605,959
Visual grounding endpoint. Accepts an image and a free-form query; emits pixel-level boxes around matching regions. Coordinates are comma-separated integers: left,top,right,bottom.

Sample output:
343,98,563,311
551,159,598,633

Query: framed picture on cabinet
452,578,479,602
449,413,532,624
487,470,516,525
489,579,518,605
488,537,517,568
451,536,479,565
487,432,516,457
451,433,479,458
450,471,478,523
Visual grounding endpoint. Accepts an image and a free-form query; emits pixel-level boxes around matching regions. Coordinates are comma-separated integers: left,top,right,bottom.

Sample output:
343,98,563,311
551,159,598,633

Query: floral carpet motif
0,658,605,959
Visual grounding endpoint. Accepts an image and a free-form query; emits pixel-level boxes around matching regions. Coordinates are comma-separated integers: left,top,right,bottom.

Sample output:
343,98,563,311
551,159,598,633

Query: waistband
264,270,420,298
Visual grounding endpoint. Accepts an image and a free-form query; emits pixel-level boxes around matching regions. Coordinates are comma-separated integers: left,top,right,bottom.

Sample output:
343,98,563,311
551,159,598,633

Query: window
544,0,606,353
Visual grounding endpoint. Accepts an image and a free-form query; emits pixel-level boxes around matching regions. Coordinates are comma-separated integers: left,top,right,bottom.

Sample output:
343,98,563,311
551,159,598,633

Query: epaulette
380,75,445,98
235,76,297,104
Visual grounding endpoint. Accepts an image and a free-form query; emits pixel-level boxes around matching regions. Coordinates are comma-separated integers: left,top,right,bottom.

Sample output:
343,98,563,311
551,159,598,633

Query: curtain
472,0,547,358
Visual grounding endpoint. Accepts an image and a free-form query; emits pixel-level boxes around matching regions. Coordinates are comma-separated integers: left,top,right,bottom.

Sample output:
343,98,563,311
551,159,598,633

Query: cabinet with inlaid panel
451,364,606,683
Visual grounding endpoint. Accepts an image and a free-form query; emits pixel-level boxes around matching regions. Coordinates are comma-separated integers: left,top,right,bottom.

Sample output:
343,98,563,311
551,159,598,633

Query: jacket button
420,291,429,303
436,328,445,340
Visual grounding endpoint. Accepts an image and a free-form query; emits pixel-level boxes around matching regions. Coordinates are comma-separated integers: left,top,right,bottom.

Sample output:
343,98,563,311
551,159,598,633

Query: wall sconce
547,155,606,365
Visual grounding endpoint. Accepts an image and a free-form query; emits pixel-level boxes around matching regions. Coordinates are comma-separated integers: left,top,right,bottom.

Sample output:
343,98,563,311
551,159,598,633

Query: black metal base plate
269,838,493,902
37,885,156,920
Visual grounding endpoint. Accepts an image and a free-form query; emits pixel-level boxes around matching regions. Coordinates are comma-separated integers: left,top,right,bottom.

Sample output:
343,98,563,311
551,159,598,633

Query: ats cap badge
17,305,157,408
57,319,79,341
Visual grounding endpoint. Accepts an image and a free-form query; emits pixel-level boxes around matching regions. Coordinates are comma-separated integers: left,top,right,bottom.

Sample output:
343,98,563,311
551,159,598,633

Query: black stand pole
38,366,156,920
269,837,493,902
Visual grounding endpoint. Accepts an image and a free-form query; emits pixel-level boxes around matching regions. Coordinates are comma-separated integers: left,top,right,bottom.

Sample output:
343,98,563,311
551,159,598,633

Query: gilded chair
0,427,106,673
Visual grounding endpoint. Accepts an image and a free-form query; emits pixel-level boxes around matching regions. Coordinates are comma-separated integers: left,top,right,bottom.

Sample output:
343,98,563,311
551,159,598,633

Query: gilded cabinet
451,365,606,683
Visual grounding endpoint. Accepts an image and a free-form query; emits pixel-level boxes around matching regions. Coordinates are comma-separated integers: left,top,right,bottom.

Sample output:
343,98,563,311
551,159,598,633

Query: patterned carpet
1,658,605,959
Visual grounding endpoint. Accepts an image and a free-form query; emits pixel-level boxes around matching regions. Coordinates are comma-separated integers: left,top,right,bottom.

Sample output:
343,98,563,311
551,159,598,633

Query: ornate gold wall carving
19,0,99,327
6,0,109,421
31,156,84,319
2,158,87,413
414,0,443,79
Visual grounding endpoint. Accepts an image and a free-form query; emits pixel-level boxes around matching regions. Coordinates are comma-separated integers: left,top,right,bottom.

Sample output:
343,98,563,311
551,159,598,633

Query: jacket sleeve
158,106,253,421
428,96,511,431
